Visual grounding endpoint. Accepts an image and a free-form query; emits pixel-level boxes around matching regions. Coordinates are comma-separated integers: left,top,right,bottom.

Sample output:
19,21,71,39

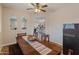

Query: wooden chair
16,33,26,40
41,34,50,42
17,33,26,37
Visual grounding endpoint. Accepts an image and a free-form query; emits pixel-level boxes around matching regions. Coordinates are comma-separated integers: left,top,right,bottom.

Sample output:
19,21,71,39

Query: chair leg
68,49,73,55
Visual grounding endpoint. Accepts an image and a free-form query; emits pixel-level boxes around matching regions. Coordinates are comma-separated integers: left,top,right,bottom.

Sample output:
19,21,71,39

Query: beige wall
46,5,79,45
2,4,79,46
2,6,49,46
0,4,2,47
2,7,35,46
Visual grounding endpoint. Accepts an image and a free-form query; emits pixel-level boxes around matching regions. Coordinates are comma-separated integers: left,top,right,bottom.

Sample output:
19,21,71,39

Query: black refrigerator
63,24,79,55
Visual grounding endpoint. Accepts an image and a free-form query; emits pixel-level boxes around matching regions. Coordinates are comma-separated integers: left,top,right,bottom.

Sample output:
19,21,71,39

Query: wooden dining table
16,36,62,55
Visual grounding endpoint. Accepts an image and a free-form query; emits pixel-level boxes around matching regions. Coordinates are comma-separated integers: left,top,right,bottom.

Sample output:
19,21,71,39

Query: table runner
22,36,52,55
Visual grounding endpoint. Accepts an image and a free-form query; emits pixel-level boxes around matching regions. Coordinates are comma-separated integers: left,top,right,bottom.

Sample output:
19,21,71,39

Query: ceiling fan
26,3,48,13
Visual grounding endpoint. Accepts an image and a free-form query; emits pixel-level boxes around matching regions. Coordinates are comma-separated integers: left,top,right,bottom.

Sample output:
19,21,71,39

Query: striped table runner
23,36,52,55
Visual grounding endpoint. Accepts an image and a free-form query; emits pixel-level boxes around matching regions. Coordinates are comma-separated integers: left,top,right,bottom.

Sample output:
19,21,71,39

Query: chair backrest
17,33,26,37
41,34,50,42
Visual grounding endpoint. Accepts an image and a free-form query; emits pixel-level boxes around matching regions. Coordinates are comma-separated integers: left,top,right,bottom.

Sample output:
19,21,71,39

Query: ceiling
2,3,79,13
2,3,65,13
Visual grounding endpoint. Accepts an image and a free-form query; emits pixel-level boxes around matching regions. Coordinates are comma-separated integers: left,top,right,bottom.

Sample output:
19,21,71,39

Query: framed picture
21,16,27,30
10,16,17,30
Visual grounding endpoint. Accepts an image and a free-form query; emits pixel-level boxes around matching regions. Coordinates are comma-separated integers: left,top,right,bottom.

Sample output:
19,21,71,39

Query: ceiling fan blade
36,3,40,8
40,9,46,12
42,5,48,8
31,3,35,6
26,8,33,10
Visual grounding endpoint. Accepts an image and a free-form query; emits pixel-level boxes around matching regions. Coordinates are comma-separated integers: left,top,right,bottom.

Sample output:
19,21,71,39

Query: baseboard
54,42,63,46
0,42,17,47
50,40,62,46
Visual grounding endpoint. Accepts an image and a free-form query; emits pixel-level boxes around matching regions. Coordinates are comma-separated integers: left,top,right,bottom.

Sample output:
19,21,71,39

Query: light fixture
35,8,41,13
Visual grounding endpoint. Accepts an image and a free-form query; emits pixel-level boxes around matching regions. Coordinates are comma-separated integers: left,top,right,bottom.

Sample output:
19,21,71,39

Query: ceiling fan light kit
26,3,48,13
35,9,41,13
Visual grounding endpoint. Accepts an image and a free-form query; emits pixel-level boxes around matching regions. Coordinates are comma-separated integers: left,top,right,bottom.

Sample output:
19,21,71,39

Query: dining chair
41,34,50,42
